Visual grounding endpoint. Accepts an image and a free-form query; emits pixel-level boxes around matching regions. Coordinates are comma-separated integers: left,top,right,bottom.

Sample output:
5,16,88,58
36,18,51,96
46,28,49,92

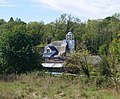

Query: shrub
65,50,91,77
0,32,41,74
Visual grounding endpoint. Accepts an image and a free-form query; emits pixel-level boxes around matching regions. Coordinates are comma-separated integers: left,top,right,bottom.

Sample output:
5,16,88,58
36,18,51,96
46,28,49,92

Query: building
42,30,75,67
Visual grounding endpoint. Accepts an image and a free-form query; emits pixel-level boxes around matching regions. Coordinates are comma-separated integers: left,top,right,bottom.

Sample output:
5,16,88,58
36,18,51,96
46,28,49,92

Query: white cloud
0,4,17,7
32,0,120,19
0,0,17,7
0,0,8,4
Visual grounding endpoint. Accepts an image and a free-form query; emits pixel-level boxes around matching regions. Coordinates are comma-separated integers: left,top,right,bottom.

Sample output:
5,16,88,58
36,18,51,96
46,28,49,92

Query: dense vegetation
0,72,120,99
0,13,120,98
1,14,119,71
0,14,120,54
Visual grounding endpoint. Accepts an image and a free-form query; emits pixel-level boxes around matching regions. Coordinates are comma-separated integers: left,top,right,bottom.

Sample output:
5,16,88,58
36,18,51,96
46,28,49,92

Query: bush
0,32,41,74
65,51,91,77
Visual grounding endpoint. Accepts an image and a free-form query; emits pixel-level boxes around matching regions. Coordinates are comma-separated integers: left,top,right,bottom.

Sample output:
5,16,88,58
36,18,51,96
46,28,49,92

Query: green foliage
65,50,91,77
0,14,120,55
0,19,6,25
26,22,44,46
97,33,120,92
0,14,119,95
98,56,111,77
109,33,120,64
8,17,14,22
0,73,119,99
0,14,119,79
0,31,41,74
99,44,108,55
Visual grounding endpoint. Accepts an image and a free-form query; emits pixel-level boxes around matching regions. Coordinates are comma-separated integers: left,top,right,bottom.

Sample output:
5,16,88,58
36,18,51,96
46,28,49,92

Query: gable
43,46,59,58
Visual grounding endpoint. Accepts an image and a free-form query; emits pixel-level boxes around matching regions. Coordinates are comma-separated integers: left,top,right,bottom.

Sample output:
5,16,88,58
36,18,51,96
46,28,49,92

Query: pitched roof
43,46,59,58
48,41,67,55
48,46,58,51
48,46,58,57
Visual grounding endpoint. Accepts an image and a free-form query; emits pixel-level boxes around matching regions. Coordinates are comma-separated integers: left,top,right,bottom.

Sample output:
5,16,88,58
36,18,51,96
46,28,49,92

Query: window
47,48,51,53
67,35,72,40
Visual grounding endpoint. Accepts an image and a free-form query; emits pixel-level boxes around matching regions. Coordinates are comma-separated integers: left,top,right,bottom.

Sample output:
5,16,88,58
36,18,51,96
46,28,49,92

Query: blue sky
0,0,120,23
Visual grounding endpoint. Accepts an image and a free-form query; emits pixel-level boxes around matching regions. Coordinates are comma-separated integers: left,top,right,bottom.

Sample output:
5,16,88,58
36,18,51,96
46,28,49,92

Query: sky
0,0,120,23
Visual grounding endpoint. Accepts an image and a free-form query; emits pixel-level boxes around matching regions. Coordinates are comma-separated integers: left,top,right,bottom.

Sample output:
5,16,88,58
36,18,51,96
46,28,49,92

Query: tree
8,17,14,22
98,33,120,92
27,22,44,46
0,31,41,74
108,33,120,92
0,19,6,25
65,50,91,78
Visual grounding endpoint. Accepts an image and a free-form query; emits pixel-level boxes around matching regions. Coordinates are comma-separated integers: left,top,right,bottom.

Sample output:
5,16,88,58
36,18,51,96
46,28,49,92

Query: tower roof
66,31,74,36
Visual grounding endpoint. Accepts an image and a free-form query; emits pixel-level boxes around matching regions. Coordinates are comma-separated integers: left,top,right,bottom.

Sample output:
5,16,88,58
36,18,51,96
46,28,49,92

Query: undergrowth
0,71,120,99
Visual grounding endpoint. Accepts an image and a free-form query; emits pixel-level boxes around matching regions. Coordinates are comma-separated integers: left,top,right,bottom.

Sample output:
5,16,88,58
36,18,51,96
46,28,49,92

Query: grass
0,72,120,99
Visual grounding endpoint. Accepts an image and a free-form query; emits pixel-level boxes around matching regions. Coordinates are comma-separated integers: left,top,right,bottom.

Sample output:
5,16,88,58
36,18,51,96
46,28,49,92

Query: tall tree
0,31,41,74
8,17,14,22
26,21,44,46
